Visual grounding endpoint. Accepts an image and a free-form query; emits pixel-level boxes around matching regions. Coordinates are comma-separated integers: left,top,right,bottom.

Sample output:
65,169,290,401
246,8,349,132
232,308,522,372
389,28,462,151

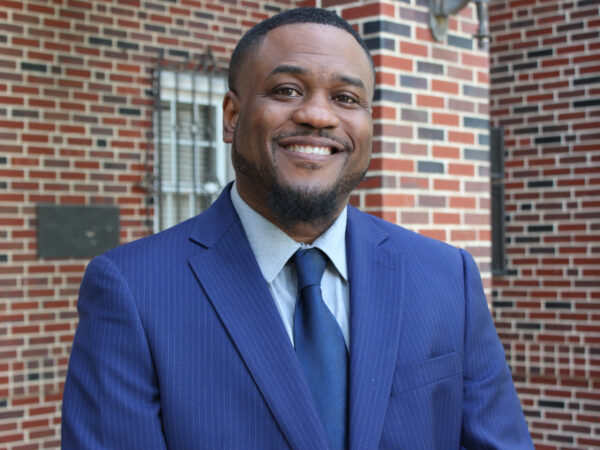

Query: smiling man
62,8,533,450
223,21,373,240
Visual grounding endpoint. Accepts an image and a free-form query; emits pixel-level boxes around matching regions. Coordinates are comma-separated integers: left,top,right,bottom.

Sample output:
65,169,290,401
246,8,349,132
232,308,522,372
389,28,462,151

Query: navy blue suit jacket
62,185,532,449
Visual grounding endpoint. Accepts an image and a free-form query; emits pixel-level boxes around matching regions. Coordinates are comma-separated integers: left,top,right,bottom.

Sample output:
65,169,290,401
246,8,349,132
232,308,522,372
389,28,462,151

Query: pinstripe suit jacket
62,184,532,449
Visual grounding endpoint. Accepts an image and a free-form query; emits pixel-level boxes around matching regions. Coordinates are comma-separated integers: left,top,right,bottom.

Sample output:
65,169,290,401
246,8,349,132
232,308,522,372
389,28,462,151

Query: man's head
223,8,374,240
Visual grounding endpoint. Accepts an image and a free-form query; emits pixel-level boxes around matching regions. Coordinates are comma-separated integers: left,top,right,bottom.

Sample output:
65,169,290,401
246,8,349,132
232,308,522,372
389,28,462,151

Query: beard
231,134,368,231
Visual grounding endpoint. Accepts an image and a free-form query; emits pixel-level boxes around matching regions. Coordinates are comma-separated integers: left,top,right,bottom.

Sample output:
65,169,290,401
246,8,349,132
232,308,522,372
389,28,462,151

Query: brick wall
333,0,493,278
0,1,295,447
1,0,491,447
489,0,600,448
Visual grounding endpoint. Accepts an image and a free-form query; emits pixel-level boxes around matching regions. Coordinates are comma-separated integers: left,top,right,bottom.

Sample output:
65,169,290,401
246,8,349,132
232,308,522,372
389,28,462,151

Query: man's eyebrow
268,64,308,78
335,74,366,92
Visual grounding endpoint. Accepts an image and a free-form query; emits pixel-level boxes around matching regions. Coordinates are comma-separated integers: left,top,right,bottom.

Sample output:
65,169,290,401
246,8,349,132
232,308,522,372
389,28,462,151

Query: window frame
153,67,232,232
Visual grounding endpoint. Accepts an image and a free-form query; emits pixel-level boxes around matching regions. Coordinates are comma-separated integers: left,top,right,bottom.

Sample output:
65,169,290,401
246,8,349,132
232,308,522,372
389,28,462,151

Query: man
62,8,533,449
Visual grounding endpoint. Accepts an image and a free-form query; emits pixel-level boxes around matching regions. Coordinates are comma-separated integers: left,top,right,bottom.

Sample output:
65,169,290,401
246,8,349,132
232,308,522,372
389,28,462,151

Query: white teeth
287,145,332,155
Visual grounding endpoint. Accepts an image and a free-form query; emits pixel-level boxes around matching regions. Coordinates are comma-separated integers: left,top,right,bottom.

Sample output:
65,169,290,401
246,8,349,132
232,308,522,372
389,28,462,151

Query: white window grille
154,68,234,232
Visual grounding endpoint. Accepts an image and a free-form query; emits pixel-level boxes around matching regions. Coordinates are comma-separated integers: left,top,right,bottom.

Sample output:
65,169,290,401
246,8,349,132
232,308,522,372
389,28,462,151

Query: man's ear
222,90,240,144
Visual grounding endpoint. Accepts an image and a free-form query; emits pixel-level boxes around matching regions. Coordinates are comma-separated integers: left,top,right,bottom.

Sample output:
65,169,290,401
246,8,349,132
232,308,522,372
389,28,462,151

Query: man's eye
335,94,357,104
274,87,301,97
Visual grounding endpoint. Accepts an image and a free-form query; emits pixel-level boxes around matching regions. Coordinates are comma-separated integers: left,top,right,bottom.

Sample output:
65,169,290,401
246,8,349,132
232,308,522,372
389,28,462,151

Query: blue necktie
293,248,348,450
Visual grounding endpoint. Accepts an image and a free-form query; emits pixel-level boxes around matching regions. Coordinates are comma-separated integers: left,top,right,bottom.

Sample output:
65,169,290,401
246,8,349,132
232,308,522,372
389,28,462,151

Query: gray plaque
37,204,120,258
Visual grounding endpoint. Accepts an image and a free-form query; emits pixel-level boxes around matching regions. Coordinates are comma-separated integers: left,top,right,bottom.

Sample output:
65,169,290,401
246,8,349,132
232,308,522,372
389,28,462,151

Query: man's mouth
286,144,333,156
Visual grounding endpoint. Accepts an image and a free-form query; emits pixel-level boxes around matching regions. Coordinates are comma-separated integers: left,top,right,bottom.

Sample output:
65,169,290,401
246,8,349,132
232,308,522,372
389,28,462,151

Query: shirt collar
230,182,348,283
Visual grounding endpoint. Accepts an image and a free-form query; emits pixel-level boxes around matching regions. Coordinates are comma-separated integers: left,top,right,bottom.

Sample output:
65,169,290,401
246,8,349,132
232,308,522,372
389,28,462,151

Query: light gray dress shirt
230,182,350,349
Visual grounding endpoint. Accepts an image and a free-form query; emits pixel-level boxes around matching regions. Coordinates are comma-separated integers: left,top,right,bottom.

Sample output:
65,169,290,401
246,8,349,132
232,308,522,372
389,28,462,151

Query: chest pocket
391,351,463,395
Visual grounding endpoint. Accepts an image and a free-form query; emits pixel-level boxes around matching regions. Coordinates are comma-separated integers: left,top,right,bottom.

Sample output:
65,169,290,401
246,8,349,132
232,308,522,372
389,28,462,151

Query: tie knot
294,248,327,290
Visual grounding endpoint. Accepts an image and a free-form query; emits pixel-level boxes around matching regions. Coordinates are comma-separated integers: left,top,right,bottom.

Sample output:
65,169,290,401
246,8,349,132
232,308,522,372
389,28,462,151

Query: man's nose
291,93,340,129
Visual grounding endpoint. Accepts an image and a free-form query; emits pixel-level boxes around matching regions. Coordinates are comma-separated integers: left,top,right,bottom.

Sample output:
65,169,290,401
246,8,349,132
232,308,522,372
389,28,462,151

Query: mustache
272,130,352,153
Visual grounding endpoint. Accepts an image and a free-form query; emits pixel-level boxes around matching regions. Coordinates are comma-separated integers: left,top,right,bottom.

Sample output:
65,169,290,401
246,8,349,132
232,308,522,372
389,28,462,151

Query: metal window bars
148,48,228,231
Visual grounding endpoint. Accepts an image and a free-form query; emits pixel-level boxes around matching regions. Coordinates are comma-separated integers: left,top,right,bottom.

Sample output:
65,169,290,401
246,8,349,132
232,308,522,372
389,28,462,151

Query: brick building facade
3,0,591,448
489,0,600,448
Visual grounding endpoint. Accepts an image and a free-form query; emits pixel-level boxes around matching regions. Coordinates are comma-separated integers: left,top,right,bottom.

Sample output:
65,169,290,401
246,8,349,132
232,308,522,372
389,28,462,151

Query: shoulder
348,206,463,262
103,215,199,263
102,186,239,266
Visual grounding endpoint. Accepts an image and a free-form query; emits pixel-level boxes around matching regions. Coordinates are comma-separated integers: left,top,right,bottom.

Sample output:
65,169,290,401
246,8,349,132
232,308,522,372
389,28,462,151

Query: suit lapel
187,188,329,450
346,207,404,450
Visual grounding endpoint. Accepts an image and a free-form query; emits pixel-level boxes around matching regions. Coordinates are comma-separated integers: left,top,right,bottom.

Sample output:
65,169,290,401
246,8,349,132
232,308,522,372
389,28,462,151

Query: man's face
223,23,374,231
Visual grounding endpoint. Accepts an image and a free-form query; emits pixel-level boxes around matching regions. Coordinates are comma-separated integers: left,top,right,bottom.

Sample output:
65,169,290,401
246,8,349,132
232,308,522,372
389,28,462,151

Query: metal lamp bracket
429,0,473,42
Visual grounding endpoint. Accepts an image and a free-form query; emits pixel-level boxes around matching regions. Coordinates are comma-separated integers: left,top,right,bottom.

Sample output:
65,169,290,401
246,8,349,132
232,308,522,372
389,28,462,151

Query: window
153,67,234,232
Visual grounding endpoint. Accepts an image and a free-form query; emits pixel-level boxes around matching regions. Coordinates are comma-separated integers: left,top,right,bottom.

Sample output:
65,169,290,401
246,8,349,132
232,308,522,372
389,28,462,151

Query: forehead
247,23,373,91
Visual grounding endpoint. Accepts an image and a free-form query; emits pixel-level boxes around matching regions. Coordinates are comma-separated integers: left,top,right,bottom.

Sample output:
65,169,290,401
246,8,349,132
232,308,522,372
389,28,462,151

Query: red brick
375,71,396,86
448,131,474,145
432,113,459,127
0,434,25,444
432,47,458,63
432,79,459,94
433,179,460,191
417,94,444,108
451,229,476,241
400,41,428,57
400,176,429,189
447,66,472,81
373,54,413,72
372,105,396,120
462,53,488,68
450,196,476,209
433,212,460,225
378,158,414,172
342,2,395,20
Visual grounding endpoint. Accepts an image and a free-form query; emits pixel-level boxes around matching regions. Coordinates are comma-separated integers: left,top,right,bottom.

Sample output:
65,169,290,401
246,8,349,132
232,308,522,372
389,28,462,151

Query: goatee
231,142,367,231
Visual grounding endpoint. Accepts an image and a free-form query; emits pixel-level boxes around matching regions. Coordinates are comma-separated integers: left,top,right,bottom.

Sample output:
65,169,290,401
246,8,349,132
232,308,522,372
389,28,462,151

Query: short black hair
228,7,374,92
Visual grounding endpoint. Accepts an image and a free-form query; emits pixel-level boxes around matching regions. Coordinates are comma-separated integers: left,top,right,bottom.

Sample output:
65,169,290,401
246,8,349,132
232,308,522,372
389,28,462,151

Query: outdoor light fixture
429,0,490,49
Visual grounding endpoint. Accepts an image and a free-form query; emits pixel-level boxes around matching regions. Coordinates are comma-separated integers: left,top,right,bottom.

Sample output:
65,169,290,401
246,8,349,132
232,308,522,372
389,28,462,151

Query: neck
279,219,337,244
235,184,346,244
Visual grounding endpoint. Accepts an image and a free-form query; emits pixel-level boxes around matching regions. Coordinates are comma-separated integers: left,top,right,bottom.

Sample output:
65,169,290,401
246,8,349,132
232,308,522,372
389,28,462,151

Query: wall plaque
37,204,120,258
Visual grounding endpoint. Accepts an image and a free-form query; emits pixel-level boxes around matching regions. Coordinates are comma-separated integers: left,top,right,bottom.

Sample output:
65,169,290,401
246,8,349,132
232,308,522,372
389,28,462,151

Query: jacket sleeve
61,255,167,450
459,249,534,449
